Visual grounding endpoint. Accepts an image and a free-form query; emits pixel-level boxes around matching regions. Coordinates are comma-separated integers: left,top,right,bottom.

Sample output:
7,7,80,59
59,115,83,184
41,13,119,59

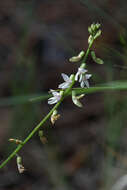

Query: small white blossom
79,74,92,88
75,67,92,88
75,68,87,81
48,90,61,105
58,73,72,89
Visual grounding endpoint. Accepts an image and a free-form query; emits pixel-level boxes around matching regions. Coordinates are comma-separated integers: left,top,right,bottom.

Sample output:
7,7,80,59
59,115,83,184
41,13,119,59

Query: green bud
78,51,85,58
88,35,93,44
17,156,22,164
88,23,101,39
70,74,75,81
91,23,95,31
69,56,79,62
80,63,86,69
69,51,85,62
88,26,92,34
72,91,83,108
95,23,101,30
52,110,58,116
94,30,101,40
38,130,44,138
91,51,104,64
60,90,64,96
16,156,25,173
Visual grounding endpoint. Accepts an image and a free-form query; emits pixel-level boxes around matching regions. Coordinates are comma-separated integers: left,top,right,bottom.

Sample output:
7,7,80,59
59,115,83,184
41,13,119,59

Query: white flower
48,90,61,105
75,68,87,81
79,74,92,88
75,67,92,88
58,73,72,89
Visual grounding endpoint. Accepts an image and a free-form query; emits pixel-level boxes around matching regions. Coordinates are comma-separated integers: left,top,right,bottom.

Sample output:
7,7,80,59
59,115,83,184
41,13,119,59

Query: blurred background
0,0,127,190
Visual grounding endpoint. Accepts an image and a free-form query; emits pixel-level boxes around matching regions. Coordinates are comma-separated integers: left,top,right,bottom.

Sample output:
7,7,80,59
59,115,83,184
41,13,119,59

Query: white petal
83,69,88,73
58,82,70,89
61,73,70,82
50,89,55,92
56,94,61,101
52,91,60,97
58,82,66,89
80,81,85,88
79,74,83,82
62,83,70,89
48,97,57,104
84,80,89,88
85,74,92,79
48,97,55,101
75,72,79,81
78,68,87,74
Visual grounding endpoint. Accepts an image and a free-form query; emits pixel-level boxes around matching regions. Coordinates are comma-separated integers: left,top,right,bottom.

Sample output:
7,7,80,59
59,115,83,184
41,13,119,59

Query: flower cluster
47,23,102,108
0,23,104,171
48,67,92,105
75,67,92,88
88,23,101,44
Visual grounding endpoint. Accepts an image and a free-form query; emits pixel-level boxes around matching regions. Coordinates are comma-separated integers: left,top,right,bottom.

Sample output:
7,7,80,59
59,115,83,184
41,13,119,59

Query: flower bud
78,51,85,58
94,30,101,40
60,90,64,96
72,91,83,108
91,51,104,64
80,63,86,69
70,74,75,81
88,26,92,34
38,130,48,144
9,138,23,145
38,130,43,138
69,51,85,62
16,156,25,173
51,110,60,125
88,23,101,40
95,23,101,30
88,35,93,44
91,23,96,31
40,137,48,144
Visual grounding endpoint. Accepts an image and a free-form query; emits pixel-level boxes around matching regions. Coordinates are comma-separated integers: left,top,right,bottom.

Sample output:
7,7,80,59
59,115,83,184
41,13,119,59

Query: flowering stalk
0,95,63,169
0,76,75,169
0,23,100,170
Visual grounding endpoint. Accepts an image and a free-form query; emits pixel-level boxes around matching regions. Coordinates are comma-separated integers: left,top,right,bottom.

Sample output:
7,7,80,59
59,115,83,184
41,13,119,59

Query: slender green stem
0,100,61,169
82,40,93,64
0,77,75,169
0,40,93,169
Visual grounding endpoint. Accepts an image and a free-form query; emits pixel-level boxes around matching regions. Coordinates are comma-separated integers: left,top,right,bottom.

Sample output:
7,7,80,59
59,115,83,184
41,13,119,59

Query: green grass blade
0,81,127,106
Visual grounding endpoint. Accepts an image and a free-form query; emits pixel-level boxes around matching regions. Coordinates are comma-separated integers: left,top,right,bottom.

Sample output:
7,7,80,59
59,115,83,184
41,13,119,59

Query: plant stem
0,100,60,169
82,40,93,63
0,77,75,169
0,40,93,169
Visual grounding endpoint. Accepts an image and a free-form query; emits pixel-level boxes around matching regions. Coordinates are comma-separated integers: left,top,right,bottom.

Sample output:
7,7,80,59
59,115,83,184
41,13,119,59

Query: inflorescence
0,23,104,173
